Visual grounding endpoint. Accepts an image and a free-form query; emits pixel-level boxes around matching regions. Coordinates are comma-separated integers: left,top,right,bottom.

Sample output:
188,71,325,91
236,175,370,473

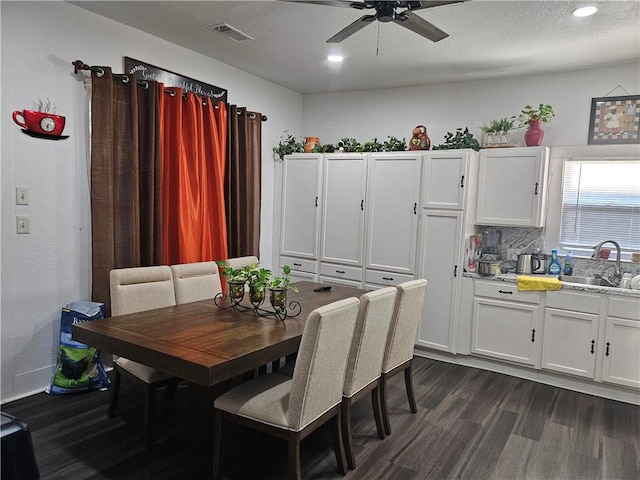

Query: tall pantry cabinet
416,150,478,353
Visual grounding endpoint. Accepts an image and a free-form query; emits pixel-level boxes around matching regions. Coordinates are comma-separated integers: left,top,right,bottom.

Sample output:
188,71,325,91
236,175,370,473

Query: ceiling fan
283,1,469,43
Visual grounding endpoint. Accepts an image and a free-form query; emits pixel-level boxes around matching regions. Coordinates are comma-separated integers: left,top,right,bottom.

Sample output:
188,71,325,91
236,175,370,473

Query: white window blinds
560,158,640,258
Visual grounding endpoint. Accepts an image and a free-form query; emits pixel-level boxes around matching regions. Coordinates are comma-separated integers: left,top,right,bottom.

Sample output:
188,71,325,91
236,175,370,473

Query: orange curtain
159,86,228,264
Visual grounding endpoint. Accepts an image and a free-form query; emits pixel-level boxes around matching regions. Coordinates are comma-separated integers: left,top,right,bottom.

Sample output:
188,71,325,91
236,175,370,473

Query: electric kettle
516,254,541,274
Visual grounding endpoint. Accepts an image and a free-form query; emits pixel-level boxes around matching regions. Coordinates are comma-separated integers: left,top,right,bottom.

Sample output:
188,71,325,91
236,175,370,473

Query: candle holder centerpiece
215,261,301,321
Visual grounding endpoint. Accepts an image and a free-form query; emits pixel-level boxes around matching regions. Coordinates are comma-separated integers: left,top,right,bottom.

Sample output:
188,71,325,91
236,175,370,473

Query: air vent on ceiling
208,23,255,42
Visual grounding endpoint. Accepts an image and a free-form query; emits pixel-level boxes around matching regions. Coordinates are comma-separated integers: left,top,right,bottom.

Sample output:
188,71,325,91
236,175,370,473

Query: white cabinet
364,152,422,275
280,154,322,260
472,281,542,367
416,210,463,352
541,291,600,379
476,146,549,227
319,154,367,286
602,297,640,389
422,150,469,210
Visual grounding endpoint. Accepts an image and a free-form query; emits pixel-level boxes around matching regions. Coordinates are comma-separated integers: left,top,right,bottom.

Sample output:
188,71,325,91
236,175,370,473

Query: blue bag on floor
48,301,111,394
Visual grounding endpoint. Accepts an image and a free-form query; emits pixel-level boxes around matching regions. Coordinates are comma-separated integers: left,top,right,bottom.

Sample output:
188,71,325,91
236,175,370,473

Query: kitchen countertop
464,272,640,298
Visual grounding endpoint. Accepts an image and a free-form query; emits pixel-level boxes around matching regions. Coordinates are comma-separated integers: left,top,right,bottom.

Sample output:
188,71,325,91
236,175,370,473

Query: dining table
71,281,367,388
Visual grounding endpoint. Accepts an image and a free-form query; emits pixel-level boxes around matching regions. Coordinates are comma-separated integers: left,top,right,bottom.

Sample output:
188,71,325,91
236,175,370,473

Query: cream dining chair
170,261,222,304
380,279,428,436
223,255,259,271
108,265,180,449
341,286,397,470
212,297,360,480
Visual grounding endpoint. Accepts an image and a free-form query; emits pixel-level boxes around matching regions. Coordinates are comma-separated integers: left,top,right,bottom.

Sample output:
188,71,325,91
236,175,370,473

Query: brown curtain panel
90,68,162,309
226,105,262,258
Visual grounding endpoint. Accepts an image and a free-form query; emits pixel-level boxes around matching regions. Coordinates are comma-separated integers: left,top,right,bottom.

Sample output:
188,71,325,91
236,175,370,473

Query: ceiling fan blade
403,0,469,12
393,10,449,42
280,0,372,10
327,14,377,43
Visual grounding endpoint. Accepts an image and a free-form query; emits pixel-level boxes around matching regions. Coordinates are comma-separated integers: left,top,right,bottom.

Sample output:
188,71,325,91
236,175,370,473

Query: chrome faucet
593,240,622,285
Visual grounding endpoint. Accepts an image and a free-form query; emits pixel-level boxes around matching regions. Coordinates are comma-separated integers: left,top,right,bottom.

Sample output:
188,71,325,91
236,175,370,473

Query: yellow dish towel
517,275,562,291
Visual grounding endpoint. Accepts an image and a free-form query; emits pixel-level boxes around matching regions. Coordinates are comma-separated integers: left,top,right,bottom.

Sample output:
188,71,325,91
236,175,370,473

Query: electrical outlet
16,216,29,234
507,248,521,261
16,187,29,205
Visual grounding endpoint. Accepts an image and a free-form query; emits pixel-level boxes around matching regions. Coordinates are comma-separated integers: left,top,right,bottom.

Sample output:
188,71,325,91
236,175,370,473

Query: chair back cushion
382,279,428,374
343,287,397,398
288,297,359,431
170,262,222,304
110,266,176,316
223,256,259,270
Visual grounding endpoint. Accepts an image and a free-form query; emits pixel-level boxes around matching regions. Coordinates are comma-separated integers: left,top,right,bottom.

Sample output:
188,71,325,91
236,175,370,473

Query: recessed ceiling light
572,6,598,17
327,55,344,63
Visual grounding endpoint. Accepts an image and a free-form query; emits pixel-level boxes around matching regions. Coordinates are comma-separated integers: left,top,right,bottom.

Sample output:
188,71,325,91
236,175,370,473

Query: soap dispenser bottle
563,250,574,276
548,249,561,275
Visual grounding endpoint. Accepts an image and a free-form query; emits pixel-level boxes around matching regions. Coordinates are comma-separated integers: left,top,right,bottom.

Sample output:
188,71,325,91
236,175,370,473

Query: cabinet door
422,151,469,210
472,297,540,367
476,147,549,227
280,154,322,259
320,154,367,266
416,210,463,353
365,153,421,274
601,316,640,389
541,308,599,378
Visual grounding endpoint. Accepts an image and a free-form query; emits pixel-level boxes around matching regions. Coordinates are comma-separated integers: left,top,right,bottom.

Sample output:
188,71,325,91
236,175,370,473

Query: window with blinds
560,158,640,260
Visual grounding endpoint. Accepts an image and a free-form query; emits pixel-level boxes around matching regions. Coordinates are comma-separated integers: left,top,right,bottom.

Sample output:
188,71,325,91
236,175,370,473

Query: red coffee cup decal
13,109,66,137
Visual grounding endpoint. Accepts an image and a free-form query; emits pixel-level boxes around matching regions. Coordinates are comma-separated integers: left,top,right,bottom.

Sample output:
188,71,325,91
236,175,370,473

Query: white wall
302,63,640,148
1,1,302,403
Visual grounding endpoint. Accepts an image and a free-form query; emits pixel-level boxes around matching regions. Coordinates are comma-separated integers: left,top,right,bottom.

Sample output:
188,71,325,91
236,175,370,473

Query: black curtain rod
72,60,267,121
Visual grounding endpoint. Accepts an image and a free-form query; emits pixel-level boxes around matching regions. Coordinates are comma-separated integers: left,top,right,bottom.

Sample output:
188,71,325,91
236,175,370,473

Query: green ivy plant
362,138,383,152
338,137,362,152
382,136,407,151
312,143,336,153
433,127,481,151
273,130,303,160
267,265,299,292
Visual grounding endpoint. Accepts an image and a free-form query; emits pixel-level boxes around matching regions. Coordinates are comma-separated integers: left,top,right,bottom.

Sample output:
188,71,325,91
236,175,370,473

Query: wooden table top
72,281,366,387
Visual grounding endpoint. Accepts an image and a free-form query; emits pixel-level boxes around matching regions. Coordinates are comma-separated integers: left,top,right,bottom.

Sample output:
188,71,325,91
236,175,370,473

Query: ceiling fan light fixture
572,6,598,17
327,54,344,63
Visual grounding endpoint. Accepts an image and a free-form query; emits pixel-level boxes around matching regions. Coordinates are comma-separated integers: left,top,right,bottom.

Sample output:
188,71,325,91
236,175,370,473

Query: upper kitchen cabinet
364,152,422,276
475,146,550,227
422,149,472,210
280,154,322,260
320,153,367,267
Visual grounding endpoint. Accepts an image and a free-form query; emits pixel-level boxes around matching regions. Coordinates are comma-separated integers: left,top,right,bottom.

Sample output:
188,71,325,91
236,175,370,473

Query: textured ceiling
70,0,640,94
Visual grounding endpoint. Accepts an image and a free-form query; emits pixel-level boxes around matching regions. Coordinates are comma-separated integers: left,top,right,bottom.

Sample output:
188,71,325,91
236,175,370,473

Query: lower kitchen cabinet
472,281,541,367
602,297,640,389
542,308,599,378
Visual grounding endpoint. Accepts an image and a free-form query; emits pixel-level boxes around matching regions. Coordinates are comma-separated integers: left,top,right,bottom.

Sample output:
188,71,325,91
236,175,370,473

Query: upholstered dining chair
170,261,222,304
212,297,360,480
379,279,428,436
108,265,180,449
341,286,397,470
223,255,259,270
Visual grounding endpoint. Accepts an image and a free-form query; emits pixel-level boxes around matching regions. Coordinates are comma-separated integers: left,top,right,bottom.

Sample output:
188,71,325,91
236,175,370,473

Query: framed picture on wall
588,94,640,145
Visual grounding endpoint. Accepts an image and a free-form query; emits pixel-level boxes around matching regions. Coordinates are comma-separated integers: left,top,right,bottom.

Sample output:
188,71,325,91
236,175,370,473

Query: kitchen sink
559,275,606,286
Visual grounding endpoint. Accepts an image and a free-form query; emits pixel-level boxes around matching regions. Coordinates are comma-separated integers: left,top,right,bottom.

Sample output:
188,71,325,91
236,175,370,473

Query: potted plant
216,261,248,300
382,136,407,151
480,118,515,147
246,264,271,304
514,104,555,146
273,130,303,160
268,265,298,308
432,127,481,151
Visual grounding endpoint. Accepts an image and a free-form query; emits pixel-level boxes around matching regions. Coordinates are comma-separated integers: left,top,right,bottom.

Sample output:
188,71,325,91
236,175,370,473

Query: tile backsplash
477,226,640,277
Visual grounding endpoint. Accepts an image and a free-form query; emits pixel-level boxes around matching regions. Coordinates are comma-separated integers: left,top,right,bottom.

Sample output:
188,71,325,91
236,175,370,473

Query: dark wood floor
3,357,639,480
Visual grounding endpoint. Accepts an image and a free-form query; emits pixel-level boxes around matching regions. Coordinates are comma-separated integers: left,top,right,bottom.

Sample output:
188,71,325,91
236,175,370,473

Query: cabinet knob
460,175,465,188
293,262,302,267
382,276,394,281
605,341,610,356
531,329,536,342
413,202,417,215
361,199,364,211
453,265,458,277
590,339,595,354
534,182,539,195
498,290,513,294
315,196,318,207
336,270,346,274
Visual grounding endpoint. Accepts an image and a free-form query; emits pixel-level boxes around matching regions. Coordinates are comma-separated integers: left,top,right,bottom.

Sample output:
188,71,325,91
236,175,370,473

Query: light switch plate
16,187,29,205
17,216,29,234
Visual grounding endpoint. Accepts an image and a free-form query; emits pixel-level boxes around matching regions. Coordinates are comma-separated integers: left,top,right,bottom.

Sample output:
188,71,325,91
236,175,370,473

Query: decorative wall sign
588,95,639,145
125,57,227,102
